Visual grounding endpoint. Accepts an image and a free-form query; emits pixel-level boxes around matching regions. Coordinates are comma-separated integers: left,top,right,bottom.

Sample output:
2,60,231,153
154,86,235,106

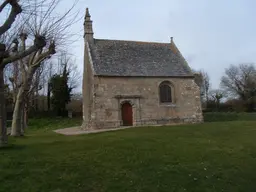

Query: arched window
159,82,172,103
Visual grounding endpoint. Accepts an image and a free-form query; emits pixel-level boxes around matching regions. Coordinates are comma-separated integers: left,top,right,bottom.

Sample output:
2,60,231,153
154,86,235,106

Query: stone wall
90,76,203,129
82,41,95,129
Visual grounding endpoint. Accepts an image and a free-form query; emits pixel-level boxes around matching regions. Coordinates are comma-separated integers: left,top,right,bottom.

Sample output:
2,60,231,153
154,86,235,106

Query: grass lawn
1,119,256,192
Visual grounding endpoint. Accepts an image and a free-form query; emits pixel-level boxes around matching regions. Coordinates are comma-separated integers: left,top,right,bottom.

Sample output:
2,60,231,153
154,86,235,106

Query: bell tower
84,8,94,43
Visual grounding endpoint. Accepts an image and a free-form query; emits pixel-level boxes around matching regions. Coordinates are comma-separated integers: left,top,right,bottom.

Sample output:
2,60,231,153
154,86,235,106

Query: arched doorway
121,102,133,126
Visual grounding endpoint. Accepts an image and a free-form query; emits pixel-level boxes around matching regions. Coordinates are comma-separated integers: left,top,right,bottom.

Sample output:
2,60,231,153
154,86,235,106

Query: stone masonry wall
82,41,95,129
91,76,203,129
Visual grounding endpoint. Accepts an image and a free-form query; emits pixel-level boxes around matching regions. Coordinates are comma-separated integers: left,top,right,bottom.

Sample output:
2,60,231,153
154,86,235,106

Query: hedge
203,112,256,122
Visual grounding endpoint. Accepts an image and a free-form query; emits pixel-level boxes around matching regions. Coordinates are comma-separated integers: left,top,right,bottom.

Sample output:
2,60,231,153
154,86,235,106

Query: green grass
6,117,82,132
27,117,82,130
1,119,256,192
203,112,256,122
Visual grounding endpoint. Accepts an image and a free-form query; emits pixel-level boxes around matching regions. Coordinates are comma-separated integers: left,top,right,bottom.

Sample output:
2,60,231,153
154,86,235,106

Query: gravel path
54,126,134,135
53,123,187,135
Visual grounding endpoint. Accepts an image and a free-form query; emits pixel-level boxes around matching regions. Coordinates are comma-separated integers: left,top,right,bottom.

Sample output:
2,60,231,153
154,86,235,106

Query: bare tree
29,64,45,112
193,69,211,109
10,35,56,136
0,0,48,146
201,71,210,103
209,89,224,111
56,51,81,90
221,63,256,112
44,61,54,112
9,0,79,136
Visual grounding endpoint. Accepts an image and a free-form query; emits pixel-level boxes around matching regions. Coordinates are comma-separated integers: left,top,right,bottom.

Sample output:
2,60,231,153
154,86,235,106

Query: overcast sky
67,0,256,90
4,0,256,91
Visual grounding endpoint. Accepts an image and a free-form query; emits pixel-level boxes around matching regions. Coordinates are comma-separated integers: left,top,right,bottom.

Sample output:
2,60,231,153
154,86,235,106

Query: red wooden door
121,102,133,126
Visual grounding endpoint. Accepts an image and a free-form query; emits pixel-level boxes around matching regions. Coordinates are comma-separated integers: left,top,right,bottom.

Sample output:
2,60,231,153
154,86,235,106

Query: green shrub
6,120,12,128
203,112,256,122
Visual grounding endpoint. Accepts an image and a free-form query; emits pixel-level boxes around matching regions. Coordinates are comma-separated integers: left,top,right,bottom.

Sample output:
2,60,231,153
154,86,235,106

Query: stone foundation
82,116,203,130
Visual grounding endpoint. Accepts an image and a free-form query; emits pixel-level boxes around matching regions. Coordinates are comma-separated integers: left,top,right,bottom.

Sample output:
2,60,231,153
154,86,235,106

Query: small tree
46,52,80,115
193,70,211,109
50,64,72,116
209,89,224,112
201,71,210,103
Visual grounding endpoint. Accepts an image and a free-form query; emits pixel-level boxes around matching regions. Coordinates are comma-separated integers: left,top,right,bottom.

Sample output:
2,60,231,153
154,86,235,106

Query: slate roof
89,38,193,77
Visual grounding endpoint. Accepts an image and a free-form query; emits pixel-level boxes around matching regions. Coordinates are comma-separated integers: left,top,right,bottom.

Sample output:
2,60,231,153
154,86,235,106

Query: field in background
203,112,256,122
6,112,256,128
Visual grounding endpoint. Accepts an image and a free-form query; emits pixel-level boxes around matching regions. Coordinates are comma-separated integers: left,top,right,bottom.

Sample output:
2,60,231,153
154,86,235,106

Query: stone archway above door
114,94,143,127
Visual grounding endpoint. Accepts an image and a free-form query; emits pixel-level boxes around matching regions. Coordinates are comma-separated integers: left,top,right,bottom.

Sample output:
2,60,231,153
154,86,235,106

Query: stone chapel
82,8,203,130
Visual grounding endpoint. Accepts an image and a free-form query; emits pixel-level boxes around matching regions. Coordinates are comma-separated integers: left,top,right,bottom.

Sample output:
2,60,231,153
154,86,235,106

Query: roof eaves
94,74,195,78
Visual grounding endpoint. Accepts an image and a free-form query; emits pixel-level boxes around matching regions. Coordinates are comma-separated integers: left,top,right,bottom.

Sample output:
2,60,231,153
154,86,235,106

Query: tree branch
29,49,43,66
0,0,9,12
31,50,55,68
0,0,22,36
2,36,46,66
28,51,38,67
0,43,8,59
30,41,55,67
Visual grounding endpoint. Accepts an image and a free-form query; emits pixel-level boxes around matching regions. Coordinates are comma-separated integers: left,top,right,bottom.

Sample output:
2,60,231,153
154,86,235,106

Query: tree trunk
0,66,8,146
35,90,38,112
205,93,209,109
24,104,28,129
20,102,25,135
247,100,254,112
11,86,24,136
11,68,36,136
47,82,51,111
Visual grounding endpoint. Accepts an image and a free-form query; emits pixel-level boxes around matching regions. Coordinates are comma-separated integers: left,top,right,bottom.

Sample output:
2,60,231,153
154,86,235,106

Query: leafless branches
221,64,256,98
24,0,80,49
0,0,22,36
221,63,256,111
6,0,79,136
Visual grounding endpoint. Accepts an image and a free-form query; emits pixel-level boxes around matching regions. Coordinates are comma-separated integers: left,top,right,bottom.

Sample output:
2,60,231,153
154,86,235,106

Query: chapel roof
89,38,194,77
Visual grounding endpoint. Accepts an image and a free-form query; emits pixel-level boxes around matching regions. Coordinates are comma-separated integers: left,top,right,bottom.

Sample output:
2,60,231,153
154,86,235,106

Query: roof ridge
94,38,170,45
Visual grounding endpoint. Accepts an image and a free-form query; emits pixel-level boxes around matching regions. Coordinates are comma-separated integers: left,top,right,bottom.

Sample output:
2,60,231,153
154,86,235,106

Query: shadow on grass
0,144,27,151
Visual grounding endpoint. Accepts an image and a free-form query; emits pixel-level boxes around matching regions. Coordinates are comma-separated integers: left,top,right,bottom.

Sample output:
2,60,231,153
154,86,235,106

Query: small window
159,82,172,103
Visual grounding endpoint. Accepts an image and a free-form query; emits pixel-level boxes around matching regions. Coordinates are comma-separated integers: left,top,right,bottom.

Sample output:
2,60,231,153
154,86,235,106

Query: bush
203,112,256,122
6,120,12,128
